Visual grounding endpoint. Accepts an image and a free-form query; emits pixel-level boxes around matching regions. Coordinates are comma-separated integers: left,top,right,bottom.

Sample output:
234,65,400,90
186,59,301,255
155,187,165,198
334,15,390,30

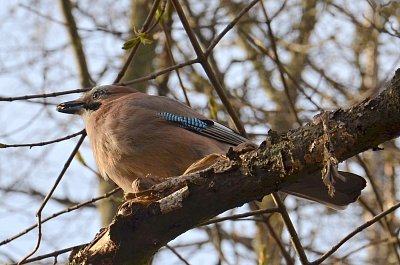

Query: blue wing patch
157,112,211,131
157,112,247,146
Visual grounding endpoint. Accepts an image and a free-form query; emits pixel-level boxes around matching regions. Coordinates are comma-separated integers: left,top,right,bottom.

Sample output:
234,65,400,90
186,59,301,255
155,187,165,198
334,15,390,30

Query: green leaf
122,38,141,50
122,32,153,50
137,32,153,45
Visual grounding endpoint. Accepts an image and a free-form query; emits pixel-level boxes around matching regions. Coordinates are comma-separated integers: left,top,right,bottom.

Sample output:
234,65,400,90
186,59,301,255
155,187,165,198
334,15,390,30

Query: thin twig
0,88,90,102
171,0,247,136
1,187,120,246
260,2,301,125
0,129,85,148
272,193,309,264
19,3,125,36
356,156,385,210
118,58,200,87
265,217,295,265
12,243,88,265
0,186,87,207
113,0,161,83
355,155,400,261
340,236,397,260
200,207,280,226
205,0,261,56
165,245,191,265
18,132,87,264
239,30,321,110
160,17,191,106
250,202,294,265
310,201,400,265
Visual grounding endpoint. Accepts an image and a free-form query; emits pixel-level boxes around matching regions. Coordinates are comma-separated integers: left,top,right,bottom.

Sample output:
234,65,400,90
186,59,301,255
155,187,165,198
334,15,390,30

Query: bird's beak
56,100,86,114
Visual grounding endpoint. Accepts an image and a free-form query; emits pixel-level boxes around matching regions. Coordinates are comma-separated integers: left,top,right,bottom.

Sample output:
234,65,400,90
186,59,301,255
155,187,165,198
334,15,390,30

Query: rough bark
69,69,400,265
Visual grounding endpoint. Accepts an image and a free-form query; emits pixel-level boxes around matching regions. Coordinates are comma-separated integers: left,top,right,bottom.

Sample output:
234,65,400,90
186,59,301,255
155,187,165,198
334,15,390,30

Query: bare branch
113,0,162,83
171,0,251,136
310,201,400,265
0,129,85,148
1,187,120,247
0,88,90,102
18,132,87,264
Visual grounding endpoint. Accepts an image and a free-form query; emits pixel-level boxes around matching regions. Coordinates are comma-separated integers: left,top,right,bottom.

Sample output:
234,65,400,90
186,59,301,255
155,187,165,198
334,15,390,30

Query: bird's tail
281,171,366,210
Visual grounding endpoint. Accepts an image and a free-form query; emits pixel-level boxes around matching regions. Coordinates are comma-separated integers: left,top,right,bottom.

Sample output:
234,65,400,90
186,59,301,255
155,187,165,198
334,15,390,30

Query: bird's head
56,85,137,115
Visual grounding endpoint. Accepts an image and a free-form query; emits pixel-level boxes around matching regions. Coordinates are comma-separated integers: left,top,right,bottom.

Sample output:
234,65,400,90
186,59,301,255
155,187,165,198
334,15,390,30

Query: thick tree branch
69,69,400,265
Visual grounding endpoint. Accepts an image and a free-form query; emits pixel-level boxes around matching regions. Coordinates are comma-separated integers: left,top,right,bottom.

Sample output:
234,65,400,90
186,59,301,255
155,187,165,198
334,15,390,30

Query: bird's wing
157,112,247,146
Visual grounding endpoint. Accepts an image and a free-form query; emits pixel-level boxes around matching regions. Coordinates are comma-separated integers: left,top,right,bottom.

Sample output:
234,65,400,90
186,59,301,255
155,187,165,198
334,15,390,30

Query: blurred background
0,0,399,264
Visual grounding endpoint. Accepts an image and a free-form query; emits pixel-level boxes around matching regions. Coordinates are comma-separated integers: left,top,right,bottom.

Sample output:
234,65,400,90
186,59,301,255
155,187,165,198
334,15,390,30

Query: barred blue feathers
157,112,247,146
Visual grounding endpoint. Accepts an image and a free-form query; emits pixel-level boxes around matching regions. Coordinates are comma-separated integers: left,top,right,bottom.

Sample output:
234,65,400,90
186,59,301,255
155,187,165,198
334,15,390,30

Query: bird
57,85,366,209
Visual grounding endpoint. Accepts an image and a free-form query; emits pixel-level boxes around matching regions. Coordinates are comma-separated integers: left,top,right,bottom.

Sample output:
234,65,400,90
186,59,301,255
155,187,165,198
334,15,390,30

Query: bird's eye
92,90,103,100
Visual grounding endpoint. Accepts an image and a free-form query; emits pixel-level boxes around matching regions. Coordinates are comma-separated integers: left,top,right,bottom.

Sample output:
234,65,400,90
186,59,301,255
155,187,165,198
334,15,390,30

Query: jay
57,85,366,209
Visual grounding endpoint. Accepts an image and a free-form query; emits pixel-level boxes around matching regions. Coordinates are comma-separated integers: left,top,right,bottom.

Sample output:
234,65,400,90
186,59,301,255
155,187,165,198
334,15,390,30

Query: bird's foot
124,174,162,200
